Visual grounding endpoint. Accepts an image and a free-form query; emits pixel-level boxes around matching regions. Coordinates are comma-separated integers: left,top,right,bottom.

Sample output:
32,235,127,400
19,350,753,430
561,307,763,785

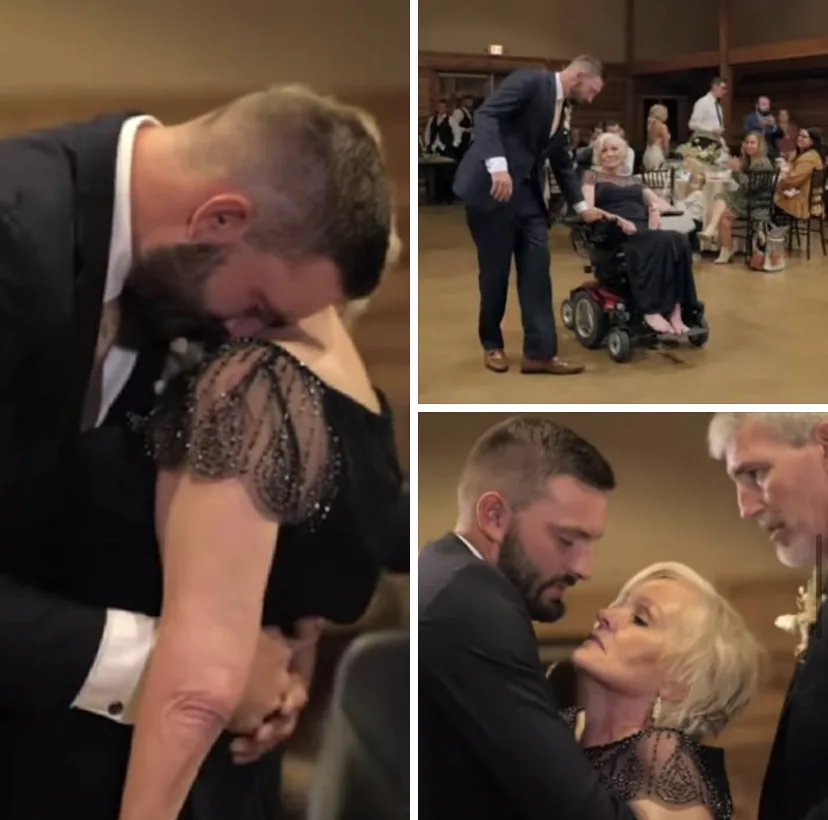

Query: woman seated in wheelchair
700,130,773,264
583,132,698,335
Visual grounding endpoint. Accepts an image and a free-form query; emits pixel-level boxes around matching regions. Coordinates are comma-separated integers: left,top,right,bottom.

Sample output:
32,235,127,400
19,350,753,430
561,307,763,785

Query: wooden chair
641,167,676,204
784,167,827,260
730,169,777,262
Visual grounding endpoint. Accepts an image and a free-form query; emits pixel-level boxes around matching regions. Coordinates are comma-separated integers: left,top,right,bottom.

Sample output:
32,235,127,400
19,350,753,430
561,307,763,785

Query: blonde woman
643,104,670,171
700,130,773,263
565,562,762,820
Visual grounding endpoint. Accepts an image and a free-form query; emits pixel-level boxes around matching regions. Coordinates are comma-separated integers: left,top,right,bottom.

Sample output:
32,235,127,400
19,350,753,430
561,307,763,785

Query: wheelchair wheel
570,226,589,259
688,315,709,348
607,328,632,362
560,298,575,329
572,292,605,349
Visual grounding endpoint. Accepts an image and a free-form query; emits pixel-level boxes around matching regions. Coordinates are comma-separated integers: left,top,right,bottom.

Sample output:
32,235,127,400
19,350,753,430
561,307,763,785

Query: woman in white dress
643,103,670,171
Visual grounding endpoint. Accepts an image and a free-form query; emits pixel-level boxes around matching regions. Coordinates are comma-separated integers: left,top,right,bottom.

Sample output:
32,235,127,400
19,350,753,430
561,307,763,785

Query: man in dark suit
453,56,604,377
0,86,390,764
708,412,828,820
419,416,637,820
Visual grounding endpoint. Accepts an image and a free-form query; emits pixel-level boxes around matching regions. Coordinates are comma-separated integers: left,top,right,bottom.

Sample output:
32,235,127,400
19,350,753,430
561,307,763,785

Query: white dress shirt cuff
485,157,508,174
72,609,156,724
572,201,588,214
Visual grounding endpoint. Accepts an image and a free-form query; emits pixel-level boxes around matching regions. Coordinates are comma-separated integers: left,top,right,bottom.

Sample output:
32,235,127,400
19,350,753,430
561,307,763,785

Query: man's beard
496,527,576,623
119,242,230,346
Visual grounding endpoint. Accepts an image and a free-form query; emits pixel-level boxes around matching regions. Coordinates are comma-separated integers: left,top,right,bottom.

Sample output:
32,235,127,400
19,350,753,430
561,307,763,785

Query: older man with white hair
708,412,828,820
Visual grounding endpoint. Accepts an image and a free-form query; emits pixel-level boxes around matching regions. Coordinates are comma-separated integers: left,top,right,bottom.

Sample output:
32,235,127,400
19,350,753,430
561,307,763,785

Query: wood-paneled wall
418,52,627,135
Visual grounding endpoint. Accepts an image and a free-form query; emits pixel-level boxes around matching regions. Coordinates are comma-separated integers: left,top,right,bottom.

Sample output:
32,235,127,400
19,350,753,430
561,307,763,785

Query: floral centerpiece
675,136,728,175
775,569,826,661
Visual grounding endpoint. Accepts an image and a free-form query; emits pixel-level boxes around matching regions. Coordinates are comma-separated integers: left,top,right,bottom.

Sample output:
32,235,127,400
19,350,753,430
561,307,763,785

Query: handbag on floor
748,221,788,272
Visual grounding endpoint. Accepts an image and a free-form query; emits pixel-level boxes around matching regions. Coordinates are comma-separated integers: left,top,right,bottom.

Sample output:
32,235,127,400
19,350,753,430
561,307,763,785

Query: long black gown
0,339,403,820
587,171,699,316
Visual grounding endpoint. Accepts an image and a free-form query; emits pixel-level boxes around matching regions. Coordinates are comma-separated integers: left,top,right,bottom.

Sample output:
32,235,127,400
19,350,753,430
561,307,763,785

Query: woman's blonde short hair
649,104,669,122
612,561,763,738
593,132,629,171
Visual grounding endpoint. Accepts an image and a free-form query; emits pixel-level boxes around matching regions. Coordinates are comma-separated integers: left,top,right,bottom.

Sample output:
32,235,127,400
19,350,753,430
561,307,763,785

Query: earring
651,695,663,725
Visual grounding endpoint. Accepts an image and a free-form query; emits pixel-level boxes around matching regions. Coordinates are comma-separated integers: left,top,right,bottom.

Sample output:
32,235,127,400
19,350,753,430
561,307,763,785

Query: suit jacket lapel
63,112,141,430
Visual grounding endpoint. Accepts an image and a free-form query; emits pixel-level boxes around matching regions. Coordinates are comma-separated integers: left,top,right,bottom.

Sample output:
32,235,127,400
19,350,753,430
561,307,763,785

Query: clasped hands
227,617,322,765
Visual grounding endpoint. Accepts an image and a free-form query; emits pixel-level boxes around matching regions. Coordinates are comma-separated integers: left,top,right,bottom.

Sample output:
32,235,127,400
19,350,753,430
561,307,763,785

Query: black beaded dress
559,708,733,820
585,170,699,316
1,339,404,820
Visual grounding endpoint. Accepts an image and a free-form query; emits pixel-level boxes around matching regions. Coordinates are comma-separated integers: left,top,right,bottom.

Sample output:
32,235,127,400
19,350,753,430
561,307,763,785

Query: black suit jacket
452,68,583,215
759,602,828,820
418,533,635,820
0,112,141,715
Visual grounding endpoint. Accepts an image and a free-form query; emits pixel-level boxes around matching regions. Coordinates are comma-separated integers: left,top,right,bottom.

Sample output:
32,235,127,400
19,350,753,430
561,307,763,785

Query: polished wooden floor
418,205,828,404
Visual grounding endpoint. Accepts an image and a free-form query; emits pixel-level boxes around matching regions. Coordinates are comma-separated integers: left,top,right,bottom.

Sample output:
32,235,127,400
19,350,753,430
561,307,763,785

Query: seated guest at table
700,130,773,264
679,173,706,256
774,127,825,221
583,133,699,336
561,561,761,820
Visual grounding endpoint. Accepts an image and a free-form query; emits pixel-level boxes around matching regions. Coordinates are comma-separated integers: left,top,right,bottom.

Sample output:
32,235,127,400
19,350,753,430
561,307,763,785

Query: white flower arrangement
775,570,826,661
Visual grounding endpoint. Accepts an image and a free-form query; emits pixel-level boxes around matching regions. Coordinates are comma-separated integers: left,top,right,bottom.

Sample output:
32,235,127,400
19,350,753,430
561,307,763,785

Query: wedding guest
700,130,773,264
774,127,824,221
776,109,797,156
709,412,828,820
743,95,783,158
562,561,762,820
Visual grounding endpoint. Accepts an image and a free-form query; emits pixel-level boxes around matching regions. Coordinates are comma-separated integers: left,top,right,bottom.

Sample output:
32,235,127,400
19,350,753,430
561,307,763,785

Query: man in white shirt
688,77,728,148
0,85,391,763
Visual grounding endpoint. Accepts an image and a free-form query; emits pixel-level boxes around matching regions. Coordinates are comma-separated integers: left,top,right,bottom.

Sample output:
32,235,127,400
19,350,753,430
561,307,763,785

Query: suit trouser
466,179,556,359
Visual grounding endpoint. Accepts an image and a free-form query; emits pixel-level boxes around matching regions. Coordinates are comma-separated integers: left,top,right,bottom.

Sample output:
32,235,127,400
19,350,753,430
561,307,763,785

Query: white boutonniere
563,103,572,133
775,571,826,660
153,337,208,395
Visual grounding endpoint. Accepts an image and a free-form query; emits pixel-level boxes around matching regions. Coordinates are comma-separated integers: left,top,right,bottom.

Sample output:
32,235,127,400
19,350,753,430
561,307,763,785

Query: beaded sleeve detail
143,339,341,526
559,709,732,819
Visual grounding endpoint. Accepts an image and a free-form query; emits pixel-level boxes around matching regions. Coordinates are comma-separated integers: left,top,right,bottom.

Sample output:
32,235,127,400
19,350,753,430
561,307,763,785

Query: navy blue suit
453,69,584,359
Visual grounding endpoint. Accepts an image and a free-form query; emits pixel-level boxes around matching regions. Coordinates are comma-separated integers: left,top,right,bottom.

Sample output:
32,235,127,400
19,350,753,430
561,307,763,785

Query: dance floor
417,205,828,404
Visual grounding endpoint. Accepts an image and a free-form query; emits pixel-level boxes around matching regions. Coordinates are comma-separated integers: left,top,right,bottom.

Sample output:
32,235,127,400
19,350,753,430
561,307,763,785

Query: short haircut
190,85,391,300
568,55,604,77
708,412,828,460
711,76,726,87
614,562,763,738
457,417,615,513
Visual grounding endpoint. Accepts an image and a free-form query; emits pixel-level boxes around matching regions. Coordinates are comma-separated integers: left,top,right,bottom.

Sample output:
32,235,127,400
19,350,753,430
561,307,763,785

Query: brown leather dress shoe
483,349,509,373
520,356,585,375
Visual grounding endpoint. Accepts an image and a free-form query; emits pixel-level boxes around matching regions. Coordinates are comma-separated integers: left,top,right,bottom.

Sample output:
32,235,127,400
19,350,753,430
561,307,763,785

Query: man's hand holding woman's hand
226,621,321,763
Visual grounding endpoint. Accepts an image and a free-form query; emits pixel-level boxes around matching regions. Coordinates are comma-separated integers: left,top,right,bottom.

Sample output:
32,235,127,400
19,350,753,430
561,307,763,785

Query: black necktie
716,102,723,126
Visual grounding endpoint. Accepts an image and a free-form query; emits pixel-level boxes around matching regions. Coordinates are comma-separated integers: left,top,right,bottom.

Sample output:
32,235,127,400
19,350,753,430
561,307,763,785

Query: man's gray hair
708,413,828,459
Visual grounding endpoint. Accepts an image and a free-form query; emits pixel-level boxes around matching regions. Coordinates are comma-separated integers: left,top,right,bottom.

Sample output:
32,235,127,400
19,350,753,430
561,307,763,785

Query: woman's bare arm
118,471,281,820
118,344,334,820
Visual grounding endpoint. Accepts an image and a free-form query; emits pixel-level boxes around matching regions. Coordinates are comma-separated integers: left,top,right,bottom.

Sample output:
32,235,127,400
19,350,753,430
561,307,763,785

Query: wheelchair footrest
653,326,706,343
